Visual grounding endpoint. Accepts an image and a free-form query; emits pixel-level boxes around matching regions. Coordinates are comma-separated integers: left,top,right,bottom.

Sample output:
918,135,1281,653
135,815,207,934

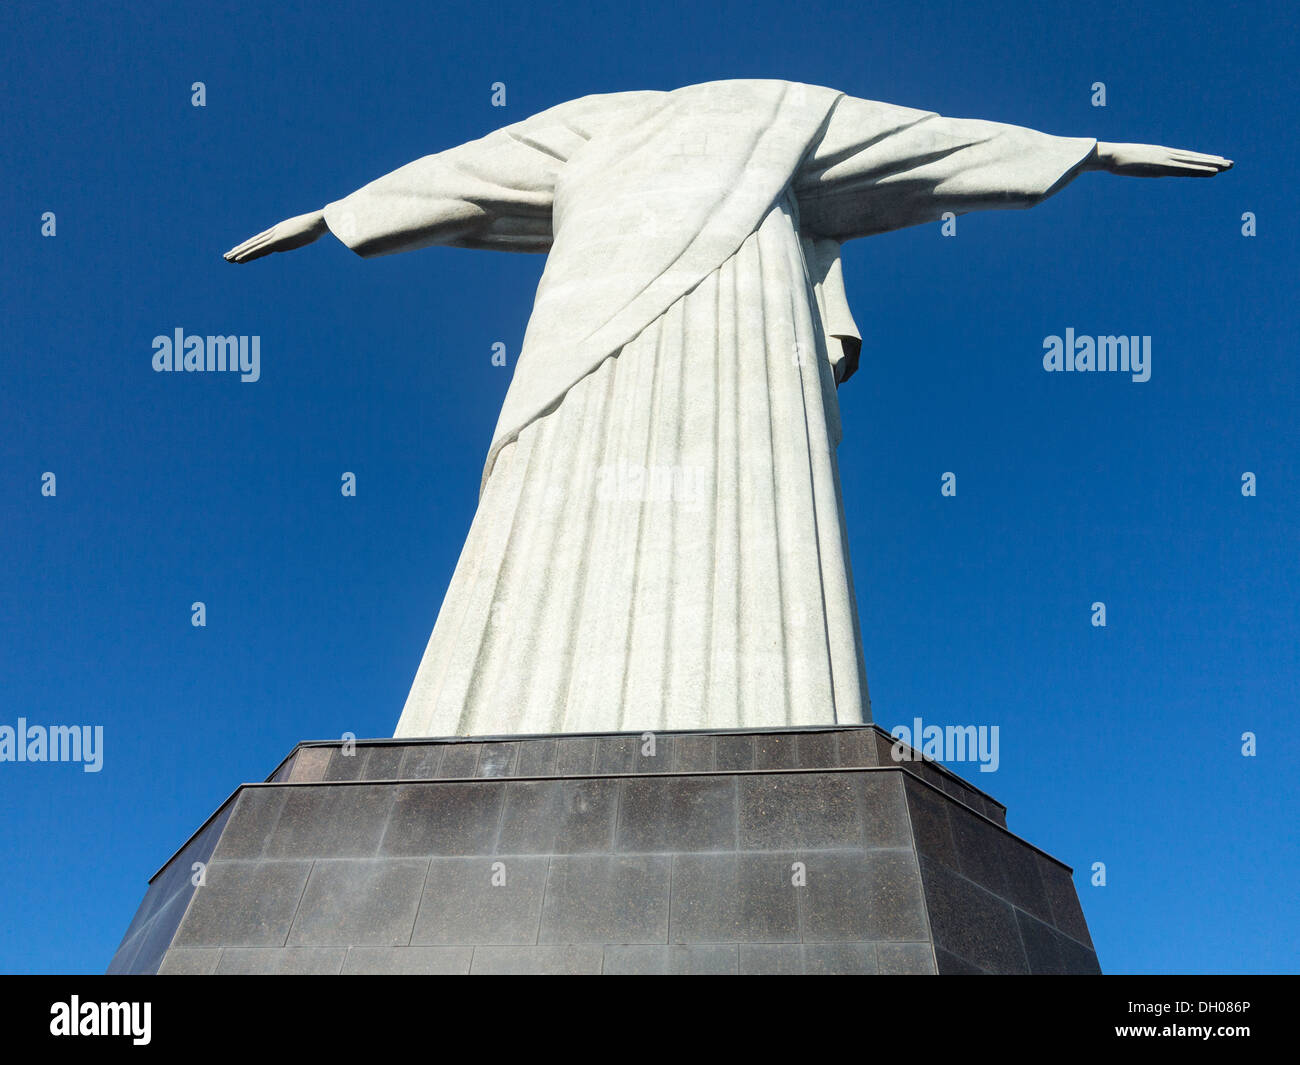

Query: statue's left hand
224,210,328,263
1091,143,1233,178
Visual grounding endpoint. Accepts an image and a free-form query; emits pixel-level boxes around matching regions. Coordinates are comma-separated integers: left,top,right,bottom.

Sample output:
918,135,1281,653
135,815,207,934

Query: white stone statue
226,80,1230,738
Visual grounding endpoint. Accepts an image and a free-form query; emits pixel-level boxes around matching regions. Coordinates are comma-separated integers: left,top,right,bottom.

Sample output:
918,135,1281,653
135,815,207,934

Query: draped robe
321,80,1096,738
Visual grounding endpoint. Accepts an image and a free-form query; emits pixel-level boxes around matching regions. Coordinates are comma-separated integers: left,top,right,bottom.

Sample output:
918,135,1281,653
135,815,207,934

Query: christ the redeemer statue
226,80,1229,739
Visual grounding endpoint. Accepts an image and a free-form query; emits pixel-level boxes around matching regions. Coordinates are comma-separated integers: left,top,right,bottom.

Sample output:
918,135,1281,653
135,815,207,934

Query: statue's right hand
224,210,328,263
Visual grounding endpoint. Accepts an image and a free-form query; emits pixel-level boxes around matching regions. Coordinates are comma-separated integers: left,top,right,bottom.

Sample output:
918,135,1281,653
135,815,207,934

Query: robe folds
321,80,1096,737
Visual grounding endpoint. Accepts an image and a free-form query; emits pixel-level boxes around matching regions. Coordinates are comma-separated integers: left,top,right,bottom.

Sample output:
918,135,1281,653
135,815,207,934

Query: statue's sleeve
320,107,591,257
794,95,1097,241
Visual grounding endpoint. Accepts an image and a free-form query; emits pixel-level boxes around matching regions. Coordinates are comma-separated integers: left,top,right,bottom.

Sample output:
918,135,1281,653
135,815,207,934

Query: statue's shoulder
667,78,846,116
677,77,841,95
529,88,668,119
501,89,667,139
505,80,845,141
533,79,843,117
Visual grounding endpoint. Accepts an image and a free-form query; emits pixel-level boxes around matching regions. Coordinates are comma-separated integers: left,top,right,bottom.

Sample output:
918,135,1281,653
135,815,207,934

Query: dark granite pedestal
108,725,1100,975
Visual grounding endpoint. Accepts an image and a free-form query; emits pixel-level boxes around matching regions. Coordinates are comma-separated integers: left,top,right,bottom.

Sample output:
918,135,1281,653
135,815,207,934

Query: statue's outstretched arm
796,94,1234,243
221,100,599,266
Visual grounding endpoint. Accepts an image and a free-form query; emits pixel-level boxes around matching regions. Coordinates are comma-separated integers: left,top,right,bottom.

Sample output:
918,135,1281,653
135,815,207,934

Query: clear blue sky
1,0,1295,975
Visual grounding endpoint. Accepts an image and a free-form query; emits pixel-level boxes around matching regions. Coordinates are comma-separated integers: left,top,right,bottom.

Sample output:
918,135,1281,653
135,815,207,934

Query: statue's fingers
244,231,280,252
225,240,274,263
1172,154,1228,166
238,227,277,248
223,239,263,260
224,244,265,263
1169,150,1232,168
229,242,276,263
223,228,277,259
224,231,280,262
